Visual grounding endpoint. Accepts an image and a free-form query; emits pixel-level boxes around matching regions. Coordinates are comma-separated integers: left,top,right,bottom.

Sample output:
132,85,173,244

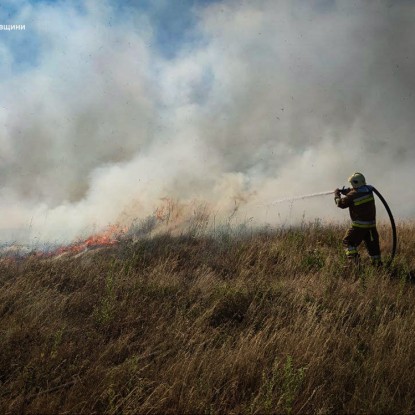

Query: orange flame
51,224,127,256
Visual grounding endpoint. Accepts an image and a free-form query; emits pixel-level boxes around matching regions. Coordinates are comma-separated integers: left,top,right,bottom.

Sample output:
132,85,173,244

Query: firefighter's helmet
348,172,366,188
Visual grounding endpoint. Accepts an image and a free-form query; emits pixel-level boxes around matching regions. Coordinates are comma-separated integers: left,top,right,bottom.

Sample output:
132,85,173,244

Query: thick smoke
1,0,414,244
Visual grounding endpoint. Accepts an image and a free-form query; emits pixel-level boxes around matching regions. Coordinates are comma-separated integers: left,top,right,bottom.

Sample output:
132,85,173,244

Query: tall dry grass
1,221,415,414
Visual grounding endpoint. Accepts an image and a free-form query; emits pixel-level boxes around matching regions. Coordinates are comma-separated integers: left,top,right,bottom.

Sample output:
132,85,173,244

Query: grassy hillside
1,222,415,414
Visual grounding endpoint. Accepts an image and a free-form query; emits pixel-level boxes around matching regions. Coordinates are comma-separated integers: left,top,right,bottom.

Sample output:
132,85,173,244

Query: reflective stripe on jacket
335,185,376,225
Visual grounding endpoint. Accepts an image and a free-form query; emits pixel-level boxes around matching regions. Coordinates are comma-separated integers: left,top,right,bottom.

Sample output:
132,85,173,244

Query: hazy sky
1,0,414,244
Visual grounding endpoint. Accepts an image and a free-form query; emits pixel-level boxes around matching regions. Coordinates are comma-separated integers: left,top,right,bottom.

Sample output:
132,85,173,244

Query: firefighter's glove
334,188,341,198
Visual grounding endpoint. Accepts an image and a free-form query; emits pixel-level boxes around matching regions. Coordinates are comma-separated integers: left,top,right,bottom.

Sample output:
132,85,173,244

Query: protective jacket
335,185,376,228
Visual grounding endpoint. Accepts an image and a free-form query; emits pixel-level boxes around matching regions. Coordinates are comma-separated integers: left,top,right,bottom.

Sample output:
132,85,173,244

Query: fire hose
369,186,397,267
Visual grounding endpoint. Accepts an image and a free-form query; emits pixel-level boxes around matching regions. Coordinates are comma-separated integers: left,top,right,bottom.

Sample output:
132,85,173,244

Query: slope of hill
1,222,415,414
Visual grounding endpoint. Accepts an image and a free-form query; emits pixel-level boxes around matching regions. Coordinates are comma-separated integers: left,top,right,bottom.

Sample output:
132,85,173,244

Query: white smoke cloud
1,0,414,244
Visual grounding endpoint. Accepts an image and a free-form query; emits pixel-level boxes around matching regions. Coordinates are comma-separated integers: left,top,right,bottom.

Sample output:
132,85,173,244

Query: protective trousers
342,226,381,265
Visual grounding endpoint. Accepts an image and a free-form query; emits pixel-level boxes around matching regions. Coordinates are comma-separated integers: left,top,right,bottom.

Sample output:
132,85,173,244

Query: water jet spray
268,190,335,205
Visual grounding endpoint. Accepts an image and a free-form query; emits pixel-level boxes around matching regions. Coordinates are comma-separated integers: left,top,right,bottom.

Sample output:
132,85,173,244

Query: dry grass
1,222,415,414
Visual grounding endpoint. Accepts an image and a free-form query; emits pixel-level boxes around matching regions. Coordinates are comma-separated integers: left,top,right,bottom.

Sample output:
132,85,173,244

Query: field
1,221,415,414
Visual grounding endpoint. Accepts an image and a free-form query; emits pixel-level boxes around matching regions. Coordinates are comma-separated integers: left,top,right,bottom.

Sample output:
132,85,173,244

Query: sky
1,0,414,245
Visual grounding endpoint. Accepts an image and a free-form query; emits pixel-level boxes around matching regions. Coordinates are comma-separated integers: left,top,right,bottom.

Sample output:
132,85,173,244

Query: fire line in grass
50,224,127,257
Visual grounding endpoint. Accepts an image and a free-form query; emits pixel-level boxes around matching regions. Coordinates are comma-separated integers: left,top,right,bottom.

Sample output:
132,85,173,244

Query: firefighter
334,172,382,266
